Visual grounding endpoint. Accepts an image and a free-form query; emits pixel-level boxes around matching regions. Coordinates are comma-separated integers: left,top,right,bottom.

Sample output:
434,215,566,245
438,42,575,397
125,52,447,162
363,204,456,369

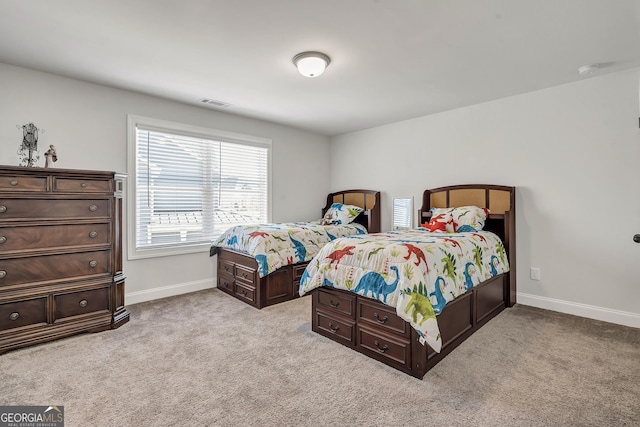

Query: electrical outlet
530,267,541,281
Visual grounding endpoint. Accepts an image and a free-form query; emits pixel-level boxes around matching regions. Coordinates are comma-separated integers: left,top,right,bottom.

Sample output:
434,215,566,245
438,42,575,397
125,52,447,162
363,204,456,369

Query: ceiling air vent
199,98,231,108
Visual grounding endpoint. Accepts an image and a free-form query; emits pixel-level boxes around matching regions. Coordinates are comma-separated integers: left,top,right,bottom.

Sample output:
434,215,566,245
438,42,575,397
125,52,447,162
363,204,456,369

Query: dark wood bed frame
216,189,381,309
311,184,516,378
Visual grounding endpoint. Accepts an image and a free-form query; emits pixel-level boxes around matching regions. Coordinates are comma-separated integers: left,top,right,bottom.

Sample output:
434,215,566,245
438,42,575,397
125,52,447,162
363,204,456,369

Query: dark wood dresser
0,166,129,354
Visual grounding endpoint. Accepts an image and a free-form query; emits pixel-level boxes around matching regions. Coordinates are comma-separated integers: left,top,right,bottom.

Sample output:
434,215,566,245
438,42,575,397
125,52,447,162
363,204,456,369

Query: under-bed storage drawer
358,325,412,370
218,274,234,293
358,298,410,337
315,310,356,347
234,281,256,304
293,263,308,280
234,265,256,283
218,259,234,277
316,288,356,318
292,262,308,295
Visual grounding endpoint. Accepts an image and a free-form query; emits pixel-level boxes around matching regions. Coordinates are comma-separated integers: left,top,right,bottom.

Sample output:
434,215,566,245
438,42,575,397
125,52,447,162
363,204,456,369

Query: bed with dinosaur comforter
300,184,516,379
212,222,367,278
299,229,509,353
212,189,381,309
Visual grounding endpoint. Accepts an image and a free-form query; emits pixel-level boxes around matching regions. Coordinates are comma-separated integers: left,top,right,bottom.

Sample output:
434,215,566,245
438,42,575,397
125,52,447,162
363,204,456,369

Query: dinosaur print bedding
211,221,367,277
298,229,509,353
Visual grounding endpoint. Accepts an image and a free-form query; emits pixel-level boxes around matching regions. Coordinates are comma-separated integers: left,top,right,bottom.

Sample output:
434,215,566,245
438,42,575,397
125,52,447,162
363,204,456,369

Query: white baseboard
517,292,640,328
125,279,215,305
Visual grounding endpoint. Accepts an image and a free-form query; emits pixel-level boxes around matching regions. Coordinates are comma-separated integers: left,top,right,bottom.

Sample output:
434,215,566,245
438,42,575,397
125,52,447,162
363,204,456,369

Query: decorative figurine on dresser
0,165,129,354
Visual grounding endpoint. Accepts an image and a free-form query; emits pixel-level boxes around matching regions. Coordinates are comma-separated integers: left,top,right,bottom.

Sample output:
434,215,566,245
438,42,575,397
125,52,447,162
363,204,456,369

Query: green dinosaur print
401,283,436,325
495,240,506,266
272,235,287,242
472,243,484,274
440,249,457,284
368,247,384,259
347,207,361,218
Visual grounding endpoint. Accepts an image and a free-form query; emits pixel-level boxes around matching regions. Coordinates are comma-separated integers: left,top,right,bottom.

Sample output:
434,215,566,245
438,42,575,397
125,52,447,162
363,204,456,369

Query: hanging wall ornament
17,122,45,167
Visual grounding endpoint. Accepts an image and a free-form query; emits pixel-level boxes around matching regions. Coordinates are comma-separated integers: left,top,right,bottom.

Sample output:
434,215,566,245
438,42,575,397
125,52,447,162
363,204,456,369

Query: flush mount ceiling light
292,51,331,78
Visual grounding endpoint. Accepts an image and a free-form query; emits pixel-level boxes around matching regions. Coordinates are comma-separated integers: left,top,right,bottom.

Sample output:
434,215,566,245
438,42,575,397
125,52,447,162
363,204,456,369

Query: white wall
330,68,640,327
0,63,331,303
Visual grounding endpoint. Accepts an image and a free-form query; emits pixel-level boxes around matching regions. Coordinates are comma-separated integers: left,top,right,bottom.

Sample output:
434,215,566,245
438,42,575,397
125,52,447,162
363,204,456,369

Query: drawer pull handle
89,260,98,268
89,231,98,238
0,236,6,244
373,313,389,324
81,183,87,188
329,300,340,308
0,206,6,213
79,299,88,308
374,340,389,353
240,289,247,296
9,312,19,321
10,180,18,186
0,270,6,279
328,323,340,333
89,205,98,212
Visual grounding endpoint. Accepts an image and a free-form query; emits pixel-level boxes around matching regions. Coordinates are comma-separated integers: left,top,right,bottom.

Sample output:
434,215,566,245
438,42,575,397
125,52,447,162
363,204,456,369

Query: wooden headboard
322,189,381,233
419,184,516,306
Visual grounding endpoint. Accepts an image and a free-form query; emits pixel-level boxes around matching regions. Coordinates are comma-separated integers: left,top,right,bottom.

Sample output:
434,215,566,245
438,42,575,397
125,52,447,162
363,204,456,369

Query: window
127,115,271,259
393,197,413,230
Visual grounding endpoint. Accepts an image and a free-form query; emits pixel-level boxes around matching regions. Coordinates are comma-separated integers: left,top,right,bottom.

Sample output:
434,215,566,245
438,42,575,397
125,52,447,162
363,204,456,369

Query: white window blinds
393,197,413,230
134,125,268,252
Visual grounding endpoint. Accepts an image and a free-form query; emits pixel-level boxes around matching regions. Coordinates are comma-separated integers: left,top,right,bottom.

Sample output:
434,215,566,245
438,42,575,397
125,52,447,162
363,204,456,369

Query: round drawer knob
9,312,20,321
89,231,98,238
0,270,6,279
0,206,6,213
0,236,6,244
88,205,98,212
10,180,18,186
79,299,88,308
81,183,87,188
89,260,98,268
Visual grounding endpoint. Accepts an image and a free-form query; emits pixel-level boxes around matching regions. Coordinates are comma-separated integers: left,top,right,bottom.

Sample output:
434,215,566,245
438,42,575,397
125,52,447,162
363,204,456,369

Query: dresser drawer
0,250,111,287
0,175,48,192
315,310,356,347
0,297,47,331
0,223,111,253
358,298,410,337
54,287,110,320
0,198,111,220
358,325,412,370
316,288,356,319
52,177,112,193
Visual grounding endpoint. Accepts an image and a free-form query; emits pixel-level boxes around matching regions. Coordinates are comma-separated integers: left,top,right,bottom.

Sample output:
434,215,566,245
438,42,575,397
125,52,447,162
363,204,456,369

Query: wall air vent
199,98,231,108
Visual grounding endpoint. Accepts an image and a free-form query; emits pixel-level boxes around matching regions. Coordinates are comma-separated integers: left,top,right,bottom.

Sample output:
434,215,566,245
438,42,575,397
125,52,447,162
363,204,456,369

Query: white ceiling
1,0,639,136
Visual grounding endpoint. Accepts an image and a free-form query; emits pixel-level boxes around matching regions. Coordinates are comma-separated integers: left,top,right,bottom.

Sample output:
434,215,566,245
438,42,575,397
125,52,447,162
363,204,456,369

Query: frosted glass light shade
293,51,331,78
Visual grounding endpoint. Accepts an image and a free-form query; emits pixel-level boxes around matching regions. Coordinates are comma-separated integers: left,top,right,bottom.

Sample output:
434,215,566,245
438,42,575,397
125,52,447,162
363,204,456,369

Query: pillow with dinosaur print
321,203,363,225
430,206,490,232
420,212,455,232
